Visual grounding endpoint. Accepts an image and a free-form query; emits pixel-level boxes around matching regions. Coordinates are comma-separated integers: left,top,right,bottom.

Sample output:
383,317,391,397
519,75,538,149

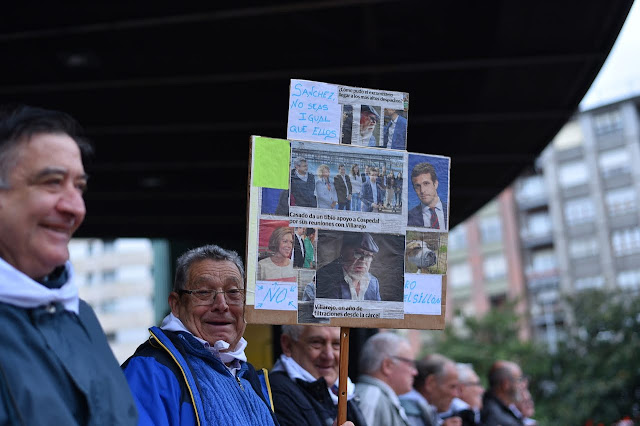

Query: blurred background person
447,363,484,425
481,360,526,426
315,164,338,209
356,332,417,426
257,226,296,281
350,164,364,212
401,354,462,426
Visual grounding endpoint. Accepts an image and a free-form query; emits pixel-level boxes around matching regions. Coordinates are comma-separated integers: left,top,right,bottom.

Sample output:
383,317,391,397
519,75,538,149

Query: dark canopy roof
1,2,633,247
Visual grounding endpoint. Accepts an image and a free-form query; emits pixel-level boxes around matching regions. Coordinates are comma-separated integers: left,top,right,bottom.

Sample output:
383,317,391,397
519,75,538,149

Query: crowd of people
290,156,403,213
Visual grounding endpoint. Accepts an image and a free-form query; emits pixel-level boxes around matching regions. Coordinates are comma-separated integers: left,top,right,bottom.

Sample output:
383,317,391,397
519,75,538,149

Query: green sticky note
252,137,291,189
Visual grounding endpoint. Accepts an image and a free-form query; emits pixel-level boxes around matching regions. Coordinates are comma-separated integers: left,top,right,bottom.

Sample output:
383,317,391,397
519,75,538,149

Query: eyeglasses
352,250,374,261
177,288,244,306
391,355,416,368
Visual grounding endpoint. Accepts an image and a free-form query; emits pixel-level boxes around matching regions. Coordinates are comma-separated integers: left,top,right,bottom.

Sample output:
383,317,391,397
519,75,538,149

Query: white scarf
272,354,356,404
0,257,79,314
160,312,248,364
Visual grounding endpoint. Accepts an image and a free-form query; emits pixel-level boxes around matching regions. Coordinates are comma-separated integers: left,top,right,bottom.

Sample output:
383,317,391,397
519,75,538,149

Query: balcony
520,229,554,249
525,269,560,291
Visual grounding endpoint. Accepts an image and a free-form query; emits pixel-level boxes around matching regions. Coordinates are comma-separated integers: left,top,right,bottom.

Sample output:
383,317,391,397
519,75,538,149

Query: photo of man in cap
316,232,382,301
358,105,380,147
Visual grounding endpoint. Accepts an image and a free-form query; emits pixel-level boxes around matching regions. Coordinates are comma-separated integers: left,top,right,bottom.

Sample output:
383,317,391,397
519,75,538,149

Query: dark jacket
316,258,381,301
407,201,448,229
334,174,353,204
0,300,138,426
291,172,317,207
270,371,367,426
481,391,524,426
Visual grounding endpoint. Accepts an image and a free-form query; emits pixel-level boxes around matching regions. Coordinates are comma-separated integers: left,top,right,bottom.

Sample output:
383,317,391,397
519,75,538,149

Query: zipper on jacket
236,375,244,390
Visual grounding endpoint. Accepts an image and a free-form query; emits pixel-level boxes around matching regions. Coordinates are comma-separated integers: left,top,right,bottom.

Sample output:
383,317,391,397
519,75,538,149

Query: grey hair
414,353,455,390
359,332,408,375
173,244,244,292
293,156,307,168
456,362,476,384
281,325,305,341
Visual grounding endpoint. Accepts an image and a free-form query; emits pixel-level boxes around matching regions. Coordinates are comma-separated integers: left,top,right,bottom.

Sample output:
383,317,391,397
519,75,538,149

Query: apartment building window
479,216,502,243
516,175,546,202
612,227,640,256
483,254,507,281
605,187,637,217
593,109,623,135
448,224,467,251
522,211,552,237
568,237,598,258
558,161,588,188
598,147,631,178
449,263,472,288
102,269,116,283
617,269,640,289
528,249,557,275
574,275,605,290
564,197,595,225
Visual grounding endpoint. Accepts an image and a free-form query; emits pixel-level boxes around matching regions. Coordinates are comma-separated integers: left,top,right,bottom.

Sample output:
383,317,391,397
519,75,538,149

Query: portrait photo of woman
257,225,297,282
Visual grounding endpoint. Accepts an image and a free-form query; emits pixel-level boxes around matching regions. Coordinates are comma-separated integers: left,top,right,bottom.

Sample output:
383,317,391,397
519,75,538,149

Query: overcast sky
580,2,640,110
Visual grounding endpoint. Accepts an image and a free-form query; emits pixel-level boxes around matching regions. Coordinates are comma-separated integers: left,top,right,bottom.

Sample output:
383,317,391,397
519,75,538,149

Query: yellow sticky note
252,137,290,189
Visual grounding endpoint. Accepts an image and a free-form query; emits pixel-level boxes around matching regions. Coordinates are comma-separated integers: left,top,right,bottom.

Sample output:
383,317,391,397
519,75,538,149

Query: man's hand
442,416,462,426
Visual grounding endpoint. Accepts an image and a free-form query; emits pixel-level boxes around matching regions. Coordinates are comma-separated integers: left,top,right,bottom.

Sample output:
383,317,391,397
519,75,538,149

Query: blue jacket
383,114,407,150
361,181,385,212
0,300,138,426
122,327,278,426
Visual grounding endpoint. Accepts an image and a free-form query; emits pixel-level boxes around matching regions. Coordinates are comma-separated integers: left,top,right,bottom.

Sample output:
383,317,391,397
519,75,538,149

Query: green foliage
423,291,640,425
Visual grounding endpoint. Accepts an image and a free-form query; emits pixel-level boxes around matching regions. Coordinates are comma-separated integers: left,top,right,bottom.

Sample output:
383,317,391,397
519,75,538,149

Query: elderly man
316,232,381,301
481,360,526,426
447,363,484,425
291,156,317,208
400,354,462,426
122,245,278,425
358,105,380,146
356,332,417,426
0,105,138,424
270,325,366,426
408,162,447,230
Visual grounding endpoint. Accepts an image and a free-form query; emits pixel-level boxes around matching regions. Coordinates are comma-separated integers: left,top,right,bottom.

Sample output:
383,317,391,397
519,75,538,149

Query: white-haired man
270,325,365,426
355,332,418,426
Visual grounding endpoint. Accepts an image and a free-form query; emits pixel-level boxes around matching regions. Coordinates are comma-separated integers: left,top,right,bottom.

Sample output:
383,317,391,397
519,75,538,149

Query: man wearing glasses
270,325,367,426
358,105,380,147
355,332,418,426
122,245,279,426
316,232,382,301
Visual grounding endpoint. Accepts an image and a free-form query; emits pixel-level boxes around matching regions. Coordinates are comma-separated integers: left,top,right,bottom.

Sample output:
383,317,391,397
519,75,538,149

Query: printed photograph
407,153,450,231
405,230,448,274
290,141,404,214
257,220,297,282
314,230,405,302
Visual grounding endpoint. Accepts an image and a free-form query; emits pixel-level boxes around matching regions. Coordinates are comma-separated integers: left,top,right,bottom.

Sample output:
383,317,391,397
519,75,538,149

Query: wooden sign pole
337,326,350,425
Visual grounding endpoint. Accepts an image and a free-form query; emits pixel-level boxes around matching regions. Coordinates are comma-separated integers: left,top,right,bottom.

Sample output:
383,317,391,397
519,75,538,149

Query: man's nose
210,291,229,310
57,185,86,219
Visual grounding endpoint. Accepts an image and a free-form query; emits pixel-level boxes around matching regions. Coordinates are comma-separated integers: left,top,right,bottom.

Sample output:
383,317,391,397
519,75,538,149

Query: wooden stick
337,326,350,425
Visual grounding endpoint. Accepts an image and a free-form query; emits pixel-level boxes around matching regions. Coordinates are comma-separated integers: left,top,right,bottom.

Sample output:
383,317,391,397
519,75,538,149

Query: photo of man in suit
383,108,407,150
293,227,306,268
290,156,316,208
361,166,385,213
334,164,352,210
408,162,448,230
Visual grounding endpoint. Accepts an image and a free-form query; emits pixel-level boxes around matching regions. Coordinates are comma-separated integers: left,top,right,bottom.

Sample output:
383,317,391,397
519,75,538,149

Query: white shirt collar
343,269,370,300
160,312,248,367
0,258,79,314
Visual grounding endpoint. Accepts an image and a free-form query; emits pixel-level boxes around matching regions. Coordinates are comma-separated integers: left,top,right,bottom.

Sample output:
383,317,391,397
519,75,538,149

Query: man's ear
434,179,439,191
280,334,294,357
380,357,394,377
425,374,436,394
168,292,181,316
